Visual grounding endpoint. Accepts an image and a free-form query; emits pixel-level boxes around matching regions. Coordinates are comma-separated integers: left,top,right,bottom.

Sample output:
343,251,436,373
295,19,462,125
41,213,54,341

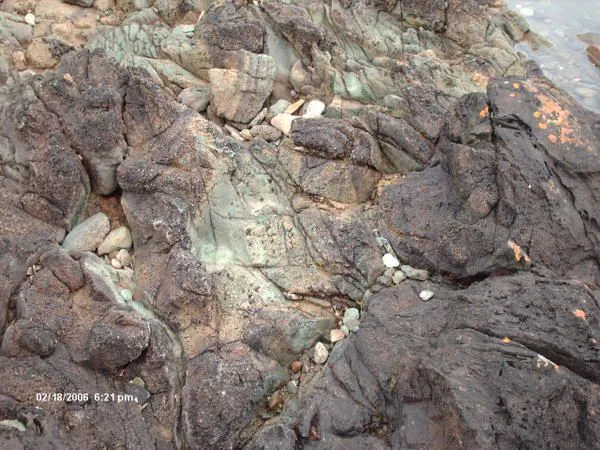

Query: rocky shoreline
1,0,599,448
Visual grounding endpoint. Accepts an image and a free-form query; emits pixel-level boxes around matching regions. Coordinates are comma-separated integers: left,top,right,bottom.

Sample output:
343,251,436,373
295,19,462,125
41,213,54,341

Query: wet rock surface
0,0,599,449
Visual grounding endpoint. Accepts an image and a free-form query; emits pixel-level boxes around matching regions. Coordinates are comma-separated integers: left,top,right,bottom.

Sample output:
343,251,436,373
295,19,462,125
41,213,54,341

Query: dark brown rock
182,343,287,448
587,45,600,68
380,76,600,284
248,274,600,448
40,247,85,291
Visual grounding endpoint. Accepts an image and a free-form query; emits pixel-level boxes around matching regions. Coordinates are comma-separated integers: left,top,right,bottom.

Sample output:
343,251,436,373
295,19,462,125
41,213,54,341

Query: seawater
505,0,600,112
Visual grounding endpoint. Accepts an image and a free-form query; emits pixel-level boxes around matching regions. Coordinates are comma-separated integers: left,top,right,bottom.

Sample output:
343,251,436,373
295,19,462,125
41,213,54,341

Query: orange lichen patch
479,106,489,118
534,93,585,145
502,337,511,343
573,309,587,320
508,240,531,264
560,127,576,143
512,82,521,89
533,111,542,118
63,73,73,83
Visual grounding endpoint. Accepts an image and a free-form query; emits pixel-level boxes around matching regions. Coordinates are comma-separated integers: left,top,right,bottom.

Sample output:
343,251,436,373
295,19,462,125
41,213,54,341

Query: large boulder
209,51,276,123
379,74,600,285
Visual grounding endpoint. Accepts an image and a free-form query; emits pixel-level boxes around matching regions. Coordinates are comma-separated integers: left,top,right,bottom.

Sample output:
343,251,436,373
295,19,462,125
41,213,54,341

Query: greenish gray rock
0,420,26,432
269,99,291,117
392,270,407,284
343,308,360,324
62,213,110,254
401,265,430,281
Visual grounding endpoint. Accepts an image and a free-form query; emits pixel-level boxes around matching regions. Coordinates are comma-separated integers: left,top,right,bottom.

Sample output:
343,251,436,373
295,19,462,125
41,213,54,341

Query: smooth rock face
62,213,110,253
97,226,133,255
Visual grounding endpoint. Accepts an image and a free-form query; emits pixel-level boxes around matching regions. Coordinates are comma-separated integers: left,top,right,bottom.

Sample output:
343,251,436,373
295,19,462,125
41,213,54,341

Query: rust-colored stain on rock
507,240,531,264
535,93,580,144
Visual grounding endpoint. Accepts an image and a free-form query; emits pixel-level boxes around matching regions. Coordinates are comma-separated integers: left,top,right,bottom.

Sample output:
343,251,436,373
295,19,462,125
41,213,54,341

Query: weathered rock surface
249,274,600,448
380,73,600,285
1,0,598,449
209,52,276,123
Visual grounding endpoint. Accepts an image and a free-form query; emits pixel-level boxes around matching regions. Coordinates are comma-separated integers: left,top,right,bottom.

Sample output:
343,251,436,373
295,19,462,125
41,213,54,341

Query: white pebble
111,258,122,269
313,342,329,364
303,100,326,118
24,13,36,26
116,249,132,267
520,7,534,16
419,290,434,301
382,253,400,268
343,308,360,324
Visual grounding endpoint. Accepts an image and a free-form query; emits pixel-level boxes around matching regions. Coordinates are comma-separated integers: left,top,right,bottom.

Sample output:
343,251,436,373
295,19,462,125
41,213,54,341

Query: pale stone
343,308,360,324
330,329,345,343
240,129,253,141
419,290,434,301
303,99,326,118
62,213,110,253
116,249,132,267
0,419,26,432
313,342,329,364
382,253,400,268
401,265,429,281
270,113,297,135
24,13,36,26
392,270,407,284
285,98,305,114
97,226,132,255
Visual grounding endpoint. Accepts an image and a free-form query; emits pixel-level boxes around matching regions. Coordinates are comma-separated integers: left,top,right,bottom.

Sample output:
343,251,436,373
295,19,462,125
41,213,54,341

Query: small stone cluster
61,212,134,271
